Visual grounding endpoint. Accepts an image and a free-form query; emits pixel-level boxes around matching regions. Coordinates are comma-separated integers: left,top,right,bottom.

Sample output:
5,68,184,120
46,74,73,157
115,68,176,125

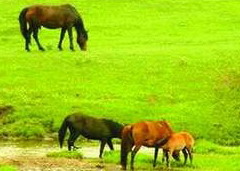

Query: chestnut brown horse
161,132,194,168
121,121,173,170
19,4,88,51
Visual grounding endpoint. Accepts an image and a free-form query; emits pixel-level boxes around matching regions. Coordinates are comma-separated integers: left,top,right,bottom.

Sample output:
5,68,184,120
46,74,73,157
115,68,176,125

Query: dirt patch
0,141,122,171
0,156,121,171
1,156,95,170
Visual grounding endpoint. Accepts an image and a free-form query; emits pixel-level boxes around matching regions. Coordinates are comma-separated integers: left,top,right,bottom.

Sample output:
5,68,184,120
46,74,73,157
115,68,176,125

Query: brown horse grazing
58,113,123,158
19,4,88,51
121,121,173,170
161,132,194,168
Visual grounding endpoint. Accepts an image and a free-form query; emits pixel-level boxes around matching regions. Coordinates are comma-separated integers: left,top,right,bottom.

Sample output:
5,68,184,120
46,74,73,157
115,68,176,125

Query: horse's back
131,121,172,147
66,113,120,139
134,121,172,135
162,133,186,150
24,4,79,28
179,132,194,147
27,4,78,15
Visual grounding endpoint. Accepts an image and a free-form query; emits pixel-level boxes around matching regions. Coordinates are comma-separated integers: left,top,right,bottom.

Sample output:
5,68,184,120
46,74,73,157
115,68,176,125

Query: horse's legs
33,27,45,51
24,27,32,51
67,127,80,151
58,28,67,50
166,150,173,168
131,145,141,170
25,36,30,51
70,131,81,151
67,131,75,151
107,139,114,150
186,147,193,164
67,27,74,51
153,147,159,167
28,27,33,45
182,148,188,165
172,150,181,161
162,149,167,163
99,139,107,158
72,132,81,150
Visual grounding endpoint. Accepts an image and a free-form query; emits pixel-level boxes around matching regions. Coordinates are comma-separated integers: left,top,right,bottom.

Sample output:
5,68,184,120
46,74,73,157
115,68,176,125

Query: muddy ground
0,141,123,171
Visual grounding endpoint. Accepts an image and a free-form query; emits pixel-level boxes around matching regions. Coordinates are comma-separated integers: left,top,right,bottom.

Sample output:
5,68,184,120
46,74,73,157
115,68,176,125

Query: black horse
18,4,88,51
58,113,123,158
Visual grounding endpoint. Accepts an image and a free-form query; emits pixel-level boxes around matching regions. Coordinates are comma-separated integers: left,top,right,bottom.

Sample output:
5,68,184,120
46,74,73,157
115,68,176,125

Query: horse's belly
81,132,107,140
175,145,185,151
83,135,100,140
42,24,61,29
40,19,64,29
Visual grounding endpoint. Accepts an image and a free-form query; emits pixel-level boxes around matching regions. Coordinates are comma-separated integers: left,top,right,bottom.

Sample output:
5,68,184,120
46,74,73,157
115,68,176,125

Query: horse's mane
102,118,124,137
74,18,88,41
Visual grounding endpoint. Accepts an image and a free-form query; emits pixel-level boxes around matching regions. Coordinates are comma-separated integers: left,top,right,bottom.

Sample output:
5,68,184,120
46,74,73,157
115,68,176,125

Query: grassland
0,0,240,169
103,148,240,171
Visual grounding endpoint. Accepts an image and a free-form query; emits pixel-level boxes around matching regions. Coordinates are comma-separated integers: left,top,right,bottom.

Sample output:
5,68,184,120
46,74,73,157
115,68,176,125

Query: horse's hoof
39,48,45,51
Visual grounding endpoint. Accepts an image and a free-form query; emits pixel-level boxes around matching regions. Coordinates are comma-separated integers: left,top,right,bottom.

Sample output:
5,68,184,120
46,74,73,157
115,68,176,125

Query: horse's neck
113,124,124,138
75,18,85,34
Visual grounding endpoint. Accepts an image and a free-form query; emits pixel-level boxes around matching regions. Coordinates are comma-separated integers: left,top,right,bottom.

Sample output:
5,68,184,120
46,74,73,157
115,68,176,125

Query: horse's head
77,30,88,51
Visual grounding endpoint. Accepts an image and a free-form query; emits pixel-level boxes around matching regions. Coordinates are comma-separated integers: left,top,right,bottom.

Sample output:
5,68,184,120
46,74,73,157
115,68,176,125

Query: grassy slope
0,0,239,145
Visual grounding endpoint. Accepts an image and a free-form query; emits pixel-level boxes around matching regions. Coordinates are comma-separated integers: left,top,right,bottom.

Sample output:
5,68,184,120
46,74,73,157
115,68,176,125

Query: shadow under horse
121,121,178,170
19,4,88,51
58,113,123,158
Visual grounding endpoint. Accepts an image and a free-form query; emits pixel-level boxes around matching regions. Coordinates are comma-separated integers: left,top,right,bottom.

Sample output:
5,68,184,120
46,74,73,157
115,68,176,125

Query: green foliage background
0,0,239,145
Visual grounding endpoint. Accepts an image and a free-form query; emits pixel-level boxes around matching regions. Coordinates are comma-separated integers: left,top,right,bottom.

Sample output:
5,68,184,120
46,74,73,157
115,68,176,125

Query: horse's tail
121,125,133,170
18,7,29,40
58,118,69,148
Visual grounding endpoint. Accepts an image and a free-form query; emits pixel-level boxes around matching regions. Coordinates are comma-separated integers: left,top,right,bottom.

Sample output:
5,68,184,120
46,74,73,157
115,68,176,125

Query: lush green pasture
103,150,240,171
0,0,239,146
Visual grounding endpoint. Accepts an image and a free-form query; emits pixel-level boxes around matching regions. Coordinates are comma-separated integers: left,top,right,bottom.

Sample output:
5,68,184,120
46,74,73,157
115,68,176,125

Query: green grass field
102,148,240,171
0,0,239,169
